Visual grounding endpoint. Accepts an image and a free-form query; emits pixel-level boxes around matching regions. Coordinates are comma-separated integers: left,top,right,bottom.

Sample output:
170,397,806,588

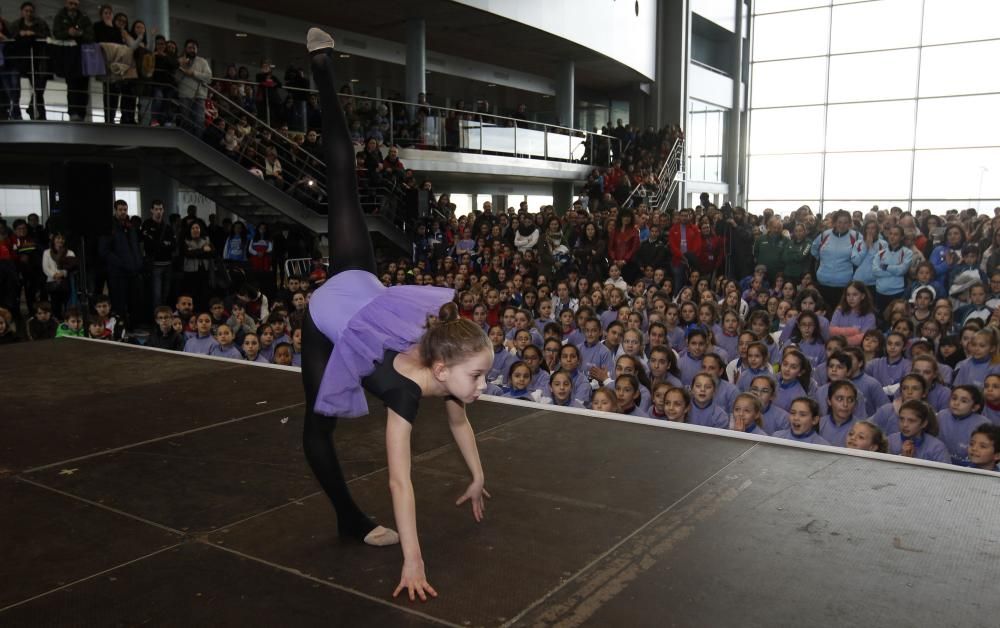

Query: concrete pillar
139,167,177,220
553,181,574,214
405,19,426,112
654,0,690,210
556,61,575,129
135,0,170,41
492,194,507,213
727,0,744,205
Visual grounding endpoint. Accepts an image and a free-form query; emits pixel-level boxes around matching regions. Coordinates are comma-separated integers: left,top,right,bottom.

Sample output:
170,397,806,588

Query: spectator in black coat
99,199,144,326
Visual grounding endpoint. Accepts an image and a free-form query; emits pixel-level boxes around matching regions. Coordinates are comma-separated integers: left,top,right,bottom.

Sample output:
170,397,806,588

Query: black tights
300,47,379,540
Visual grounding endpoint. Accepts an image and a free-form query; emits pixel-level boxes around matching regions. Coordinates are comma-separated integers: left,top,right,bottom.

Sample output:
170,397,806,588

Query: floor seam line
205,411,547,534
501,443,760,628
202,541,465,628
16,476,189,536
21,402,305,474
0,543,184,615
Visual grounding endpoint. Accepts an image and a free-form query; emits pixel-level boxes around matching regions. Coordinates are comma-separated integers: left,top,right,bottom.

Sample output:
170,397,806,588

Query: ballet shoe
363,525,400,547
307,28,335,53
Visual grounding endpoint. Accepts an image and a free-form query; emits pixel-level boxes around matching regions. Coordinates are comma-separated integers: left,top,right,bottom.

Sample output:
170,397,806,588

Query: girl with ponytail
301,28,493,603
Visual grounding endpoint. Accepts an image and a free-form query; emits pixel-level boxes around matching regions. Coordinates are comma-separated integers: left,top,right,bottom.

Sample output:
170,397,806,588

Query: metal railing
211,77,618,164
622,137,685,210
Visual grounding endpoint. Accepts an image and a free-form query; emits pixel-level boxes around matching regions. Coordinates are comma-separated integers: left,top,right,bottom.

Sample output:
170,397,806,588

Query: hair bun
438,301,460,324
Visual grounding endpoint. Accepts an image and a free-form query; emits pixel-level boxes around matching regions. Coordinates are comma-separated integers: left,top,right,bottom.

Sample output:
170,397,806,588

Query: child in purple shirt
952,329,1000,388
208,324,243,360
772,397,832,446
819,380,862,447
689,373,729,429
887,400,951,464
184,312,220,355
937,385,990,465
865,332,911,387
773,348,816,412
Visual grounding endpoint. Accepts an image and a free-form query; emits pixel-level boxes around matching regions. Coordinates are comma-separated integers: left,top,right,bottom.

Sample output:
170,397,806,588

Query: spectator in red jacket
607,209,641,281
696,218,725,278
668,208,703,294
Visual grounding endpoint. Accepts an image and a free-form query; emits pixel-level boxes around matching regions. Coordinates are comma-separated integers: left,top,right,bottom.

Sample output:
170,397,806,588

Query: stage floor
2,339,999,627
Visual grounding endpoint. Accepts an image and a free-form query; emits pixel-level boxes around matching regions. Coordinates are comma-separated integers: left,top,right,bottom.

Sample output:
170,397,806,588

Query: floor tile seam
201,540,466,628
204,410,548,535
500,442,760,628
16,476,188,537
20,402,306,474
0,543,184,615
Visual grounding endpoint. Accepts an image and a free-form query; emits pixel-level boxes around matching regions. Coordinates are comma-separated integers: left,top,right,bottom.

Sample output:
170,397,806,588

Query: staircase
0,85,412,255
623,138,685,211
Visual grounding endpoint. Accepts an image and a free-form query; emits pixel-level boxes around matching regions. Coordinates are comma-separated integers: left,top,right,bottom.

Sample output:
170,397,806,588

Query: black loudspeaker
48,162,114,241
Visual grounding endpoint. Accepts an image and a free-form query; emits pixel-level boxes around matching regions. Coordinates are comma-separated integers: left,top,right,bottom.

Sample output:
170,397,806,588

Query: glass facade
688,99,728,183
747,0,1000,214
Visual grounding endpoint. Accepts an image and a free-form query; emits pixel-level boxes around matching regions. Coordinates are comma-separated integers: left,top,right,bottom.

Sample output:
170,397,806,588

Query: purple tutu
310,270,454,417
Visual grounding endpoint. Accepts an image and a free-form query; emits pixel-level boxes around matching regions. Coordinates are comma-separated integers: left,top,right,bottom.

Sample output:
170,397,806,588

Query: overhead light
486,83,497,87
350,78,360,82
235,32,248,38
339,53,351,58
542,94,552,98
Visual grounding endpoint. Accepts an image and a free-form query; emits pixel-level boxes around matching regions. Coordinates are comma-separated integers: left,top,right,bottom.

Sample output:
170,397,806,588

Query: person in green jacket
55,306,85,337
782,222,814,286
753,216,788,284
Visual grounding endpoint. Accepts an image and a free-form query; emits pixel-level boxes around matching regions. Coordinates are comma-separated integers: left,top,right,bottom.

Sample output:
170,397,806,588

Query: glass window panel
920,40,1000,98
828,48,918,102
0,187,43,216
922,0,1000,46
823,151,913,199
748,106,825,154
755,0,830,15
916,95,1000,149
830,0,922,55
115,189,141,217
452,194,474,217
526,195,554,211
821,200,909,214
747,200,821,216
748,153,823,199
912,148,1000,199
752,8,830,61
913,200,1000,214
825,100,915,152
751,58,828,107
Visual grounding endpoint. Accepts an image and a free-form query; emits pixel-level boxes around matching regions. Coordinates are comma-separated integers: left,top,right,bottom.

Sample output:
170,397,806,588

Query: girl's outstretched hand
393,560,437,602
456,481,491,522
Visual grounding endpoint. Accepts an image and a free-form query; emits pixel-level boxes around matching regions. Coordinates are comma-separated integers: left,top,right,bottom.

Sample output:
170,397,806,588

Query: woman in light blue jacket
810,210,861,309
871,225,913,315
851,221,882,290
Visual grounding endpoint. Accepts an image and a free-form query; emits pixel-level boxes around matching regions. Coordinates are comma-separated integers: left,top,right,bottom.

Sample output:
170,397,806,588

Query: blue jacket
811,229,860,288
851,237,882,286
871,241,913,296
100,220,144,275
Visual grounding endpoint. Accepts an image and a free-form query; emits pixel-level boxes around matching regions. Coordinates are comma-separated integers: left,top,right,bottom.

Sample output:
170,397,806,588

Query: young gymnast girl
301,29,492,602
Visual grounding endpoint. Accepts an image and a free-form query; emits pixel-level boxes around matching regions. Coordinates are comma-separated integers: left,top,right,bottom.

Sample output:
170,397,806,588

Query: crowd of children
5,202,1000,474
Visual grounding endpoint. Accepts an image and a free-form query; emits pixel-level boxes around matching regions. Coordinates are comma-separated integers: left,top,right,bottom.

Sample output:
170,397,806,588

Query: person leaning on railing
149,35,177,126
173,38,211,137
51,0,94,122
9,1,52,120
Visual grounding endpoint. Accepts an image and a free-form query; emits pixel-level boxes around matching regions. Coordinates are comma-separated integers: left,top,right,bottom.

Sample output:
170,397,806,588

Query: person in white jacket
513,216,539,253
175,39,212,138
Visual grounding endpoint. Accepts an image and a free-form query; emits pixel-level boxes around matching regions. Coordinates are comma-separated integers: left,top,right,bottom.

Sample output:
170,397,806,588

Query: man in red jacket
668,208,703,295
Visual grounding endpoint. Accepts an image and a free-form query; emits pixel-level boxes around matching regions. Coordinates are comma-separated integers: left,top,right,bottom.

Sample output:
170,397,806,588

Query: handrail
622,136,683,209
212,76,609,141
